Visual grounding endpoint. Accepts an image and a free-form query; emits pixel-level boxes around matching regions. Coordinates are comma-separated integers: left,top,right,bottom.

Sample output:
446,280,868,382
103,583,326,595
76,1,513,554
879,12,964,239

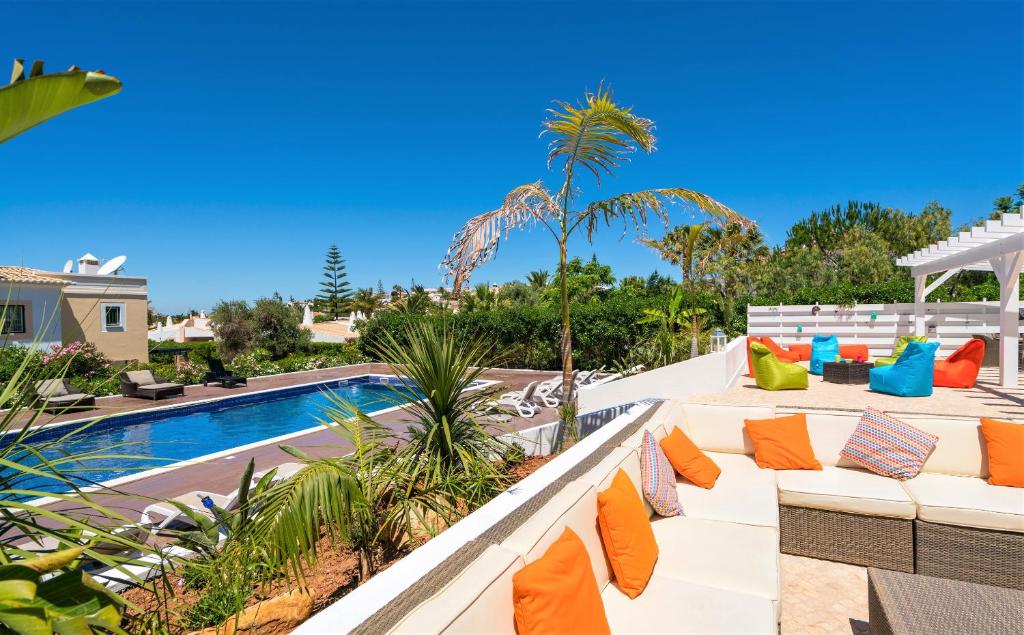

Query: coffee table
867,568,1024,634
823,361,872,384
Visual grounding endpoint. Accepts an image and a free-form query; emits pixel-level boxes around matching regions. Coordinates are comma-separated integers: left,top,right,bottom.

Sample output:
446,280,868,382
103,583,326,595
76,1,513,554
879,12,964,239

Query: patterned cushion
840,408,939,480
639,430,683,516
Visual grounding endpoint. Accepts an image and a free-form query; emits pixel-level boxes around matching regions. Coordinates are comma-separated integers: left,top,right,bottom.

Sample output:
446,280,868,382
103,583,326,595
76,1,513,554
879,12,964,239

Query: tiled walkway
781,555,869,634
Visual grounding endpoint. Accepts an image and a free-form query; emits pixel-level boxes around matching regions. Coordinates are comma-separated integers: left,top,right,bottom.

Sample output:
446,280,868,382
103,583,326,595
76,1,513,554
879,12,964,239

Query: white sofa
387,400,1023,634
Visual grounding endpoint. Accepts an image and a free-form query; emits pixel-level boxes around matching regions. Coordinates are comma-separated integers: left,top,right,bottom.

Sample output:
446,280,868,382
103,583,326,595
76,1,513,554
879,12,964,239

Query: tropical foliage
210,294,311,360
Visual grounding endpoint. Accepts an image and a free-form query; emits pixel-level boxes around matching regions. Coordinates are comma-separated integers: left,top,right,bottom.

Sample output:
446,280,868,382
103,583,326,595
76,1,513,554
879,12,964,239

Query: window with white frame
101,302,126,332
0,305,26,334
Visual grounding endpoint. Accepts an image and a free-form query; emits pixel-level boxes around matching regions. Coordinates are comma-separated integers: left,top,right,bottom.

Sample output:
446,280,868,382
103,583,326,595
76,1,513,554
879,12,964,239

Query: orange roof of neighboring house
0,266,68,285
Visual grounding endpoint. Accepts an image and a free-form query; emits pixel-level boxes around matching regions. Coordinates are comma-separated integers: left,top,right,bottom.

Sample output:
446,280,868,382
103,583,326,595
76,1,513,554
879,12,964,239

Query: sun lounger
120,370,185,400
204,358,248,388
253,462,305,485
497,382,541,418
31,378,96,413
140,486,246,530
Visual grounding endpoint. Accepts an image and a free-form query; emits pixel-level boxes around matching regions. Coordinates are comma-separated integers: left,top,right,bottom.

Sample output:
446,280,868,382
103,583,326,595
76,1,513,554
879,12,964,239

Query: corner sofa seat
777,467,917,518
902,473,1024,533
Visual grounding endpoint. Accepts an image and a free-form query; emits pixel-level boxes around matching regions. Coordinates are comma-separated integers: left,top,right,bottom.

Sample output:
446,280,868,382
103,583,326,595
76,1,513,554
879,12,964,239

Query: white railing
748,302,1016,357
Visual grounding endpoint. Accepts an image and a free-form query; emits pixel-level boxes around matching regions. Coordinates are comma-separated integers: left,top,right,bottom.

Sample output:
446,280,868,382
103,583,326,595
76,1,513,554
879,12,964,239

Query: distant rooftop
0,266,68,285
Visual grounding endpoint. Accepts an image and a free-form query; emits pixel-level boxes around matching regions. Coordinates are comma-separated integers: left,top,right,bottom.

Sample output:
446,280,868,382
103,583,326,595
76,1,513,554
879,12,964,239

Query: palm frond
441,182,559,290
581,187,749,240
544,84,655,190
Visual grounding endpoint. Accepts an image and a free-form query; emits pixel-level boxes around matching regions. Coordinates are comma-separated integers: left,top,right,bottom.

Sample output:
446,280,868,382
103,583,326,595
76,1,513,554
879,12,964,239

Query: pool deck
26,363,560,524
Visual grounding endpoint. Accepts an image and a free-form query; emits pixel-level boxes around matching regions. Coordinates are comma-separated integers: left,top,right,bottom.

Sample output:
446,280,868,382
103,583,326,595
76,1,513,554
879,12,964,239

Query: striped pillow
840,408,938,480
639,430,682,516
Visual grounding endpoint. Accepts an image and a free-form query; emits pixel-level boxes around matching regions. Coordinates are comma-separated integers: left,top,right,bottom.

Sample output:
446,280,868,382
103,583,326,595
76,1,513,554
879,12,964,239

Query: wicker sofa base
780,505,914,572
915,520,1024,590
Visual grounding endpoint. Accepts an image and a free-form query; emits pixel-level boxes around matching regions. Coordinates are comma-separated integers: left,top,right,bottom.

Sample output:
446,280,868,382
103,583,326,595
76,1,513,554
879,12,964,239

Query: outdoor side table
822,361,872,384
867,568,1024,635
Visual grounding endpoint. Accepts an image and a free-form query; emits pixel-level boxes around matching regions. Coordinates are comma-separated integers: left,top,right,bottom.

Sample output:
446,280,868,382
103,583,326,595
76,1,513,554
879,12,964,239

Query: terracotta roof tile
0,266,68,285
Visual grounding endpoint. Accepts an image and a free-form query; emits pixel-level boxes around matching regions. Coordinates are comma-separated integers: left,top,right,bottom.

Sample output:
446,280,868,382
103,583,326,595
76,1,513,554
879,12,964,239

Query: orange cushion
660,426,721,489
979,418,1024,488
762,337,801,362
596,469,658,598
513,527,611,635
744,413,822,470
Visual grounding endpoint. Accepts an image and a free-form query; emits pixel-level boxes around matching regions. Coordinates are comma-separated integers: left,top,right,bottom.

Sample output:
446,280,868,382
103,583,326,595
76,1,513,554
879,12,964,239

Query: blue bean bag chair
869,341,940,397
809,335,840,375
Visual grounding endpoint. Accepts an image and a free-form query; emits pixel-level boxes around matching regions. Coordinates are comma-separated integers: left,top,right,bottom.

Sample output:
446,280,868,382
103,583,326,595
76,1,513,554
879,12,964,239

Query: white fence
747,302,1017,357
578,336,747,413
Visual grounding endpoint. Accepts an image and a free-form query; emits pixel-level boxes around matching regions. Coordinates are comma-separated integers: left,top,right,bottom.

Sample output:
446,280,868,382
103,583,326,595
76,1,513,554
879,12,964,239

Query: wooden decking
27,364,559,524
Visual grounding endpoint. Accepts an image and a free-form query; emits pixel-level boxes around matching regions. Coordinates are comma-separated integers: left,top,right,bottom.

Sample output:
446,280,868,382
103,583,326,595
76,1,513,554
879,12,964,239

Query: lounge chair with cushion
119,370,185,401
32,378,96,413
933,338,985,388
870,340,940,397
875,335,928,367
809,334,840,375
204,358,248,388
749,342,808,390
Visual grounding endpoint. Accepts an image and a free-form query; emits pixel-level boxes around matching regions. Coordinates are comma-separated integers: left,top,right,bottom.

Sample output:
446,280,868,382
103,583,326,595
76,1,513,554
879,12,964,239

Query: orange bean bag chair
747,337,800,376
787,343,812,361
839,344,869,362
933,339,985,388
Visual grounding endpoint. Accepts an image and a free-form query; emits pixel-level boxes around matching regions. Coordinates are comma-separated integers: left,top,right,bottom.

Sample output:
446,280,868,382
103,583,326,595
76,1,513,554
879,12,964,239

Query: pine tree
316,245,352,320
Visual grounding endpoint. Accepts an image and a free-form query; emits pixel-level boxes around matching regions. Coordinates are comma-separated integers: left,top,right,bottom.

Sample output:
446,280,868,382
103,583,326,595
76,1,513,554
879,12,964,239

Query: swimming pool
3,375,428,498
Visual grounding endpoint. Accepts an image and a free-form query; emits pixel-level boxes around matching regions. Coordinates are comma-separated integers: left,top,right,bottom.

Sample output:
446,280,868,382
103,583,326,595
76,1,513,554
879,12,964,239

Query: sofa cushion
649,516,780,620
979,418,1024,487
388,544,523,634
513,528,610,635
125,370,156,386
639,431,682,516
839,408,937,480
597,470,658,598
501,481,611,588
909,416,989,478
902,473,1024,533
777,466,917,518
577,447,652,517
680,403,775,455
745,413,822,470
601,574,776,634
620,399,686,450
801,411,862,467
35,379,68,398
660,426,721,489
675,452,779,529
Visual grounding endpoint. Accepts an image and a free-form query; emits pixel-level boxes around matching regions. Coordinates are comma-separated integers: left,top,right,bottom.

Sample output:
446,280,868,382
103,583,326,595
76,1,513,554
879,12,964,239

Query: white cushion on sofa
676,452,779,528
777,466,917,518
650,516,780,621
802,411,862,467
681,403,775,454
902,473,1024,533
621,421,669,450
388,544,523,634
904,416,989,478
499,480,611,587
601,574,777,634
576,446,653,517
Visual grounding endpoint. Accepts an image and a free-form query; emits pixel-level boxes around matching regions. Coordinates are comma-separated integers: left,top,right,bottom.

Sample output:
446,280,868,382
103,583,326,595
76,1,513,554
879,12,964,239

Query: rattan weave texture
915,520,1024,590
780,505,914,572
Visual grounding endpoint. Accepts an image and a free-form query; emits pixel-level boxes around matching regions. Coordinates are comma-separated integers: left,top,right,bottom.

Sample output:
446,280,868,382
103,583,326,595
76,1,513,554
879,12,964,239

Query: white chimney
77,253,99,274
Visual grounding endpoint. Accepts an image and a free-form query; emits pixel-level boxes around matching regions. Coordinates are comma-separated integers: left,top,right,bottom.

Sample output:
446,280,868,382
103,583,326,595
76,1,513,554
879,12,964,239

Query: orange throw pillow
596,469,658,598
660,426,721,489
980,418,1024,487
513,527,611,635
744,413,822,470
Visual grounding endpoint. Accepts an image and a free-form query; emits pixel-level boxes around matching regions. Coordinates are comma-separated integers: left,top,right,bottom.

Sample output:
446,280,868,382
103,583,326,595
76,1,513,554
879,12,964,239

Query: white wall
748,302,1015,357
1,284,63,350
577,336,747,414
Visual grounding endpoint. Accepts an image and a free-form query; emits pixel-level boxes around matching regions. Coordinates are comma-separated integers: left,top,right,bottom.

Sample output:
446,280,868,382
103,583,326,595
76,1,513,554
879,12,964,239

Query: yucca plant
442,86,751,401
1,59,121,144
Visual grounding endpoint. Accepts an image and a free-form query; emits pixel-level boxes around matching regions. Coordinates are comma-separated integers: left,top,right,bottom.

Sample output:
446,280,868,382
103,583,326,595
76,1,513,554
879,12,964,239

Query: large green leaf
0,59,122,144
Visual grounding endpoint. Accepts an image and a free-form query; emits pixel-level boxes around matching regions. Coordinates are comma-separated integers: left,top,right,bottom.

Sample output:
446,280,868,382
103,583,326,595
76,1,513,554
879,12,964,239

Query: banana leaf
0,59,121,144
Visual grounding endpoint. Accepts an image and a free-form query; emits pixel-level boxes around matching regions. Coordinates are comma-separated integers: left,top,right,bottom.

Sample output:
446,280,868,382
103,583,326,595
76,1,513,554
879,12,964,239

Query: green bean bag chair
875,335,928,367
749,342,809,390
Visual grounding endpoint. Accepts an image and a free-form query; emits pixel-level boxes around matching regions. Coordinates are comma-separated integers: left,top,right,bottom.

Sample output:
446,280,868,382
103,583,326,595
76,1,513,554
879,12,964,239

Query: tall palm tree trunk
559,235,573,403
688,277,699,358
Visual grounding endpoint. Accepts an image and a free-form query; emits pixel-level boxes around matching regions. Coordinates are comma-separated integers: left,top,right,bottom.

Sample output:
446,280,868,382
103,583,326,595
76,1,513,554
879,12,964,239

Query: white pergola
896,206,1024,387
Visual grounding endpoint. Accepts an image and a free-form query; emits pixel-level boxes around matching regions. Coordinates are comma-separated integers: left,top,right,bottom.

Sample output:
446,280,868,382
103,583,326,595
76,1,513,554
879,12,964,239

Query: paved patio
781,555,868,634
690,366,1024,419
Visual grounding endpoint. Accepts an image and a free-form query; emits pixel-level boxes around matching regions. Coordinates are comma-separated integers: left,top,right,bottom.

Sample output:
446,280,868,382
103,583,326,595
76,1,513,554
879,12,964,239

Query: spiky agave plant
442,85,752,402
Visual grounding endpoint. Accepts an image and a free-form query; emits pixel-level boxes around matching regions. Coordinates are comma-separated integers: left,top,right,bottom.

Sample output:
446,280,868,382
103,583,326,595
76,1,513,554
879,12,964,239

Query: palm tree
442,86,749,400
350,287,384,319
1,59,122,144
642,224,716,358
526,269,550,289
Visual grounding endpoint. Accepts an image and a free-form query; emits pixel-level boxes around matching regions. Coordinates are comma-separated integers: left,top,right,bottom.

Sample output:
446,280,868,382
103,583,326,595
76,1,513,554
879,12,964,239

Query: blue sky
2,1,1021,314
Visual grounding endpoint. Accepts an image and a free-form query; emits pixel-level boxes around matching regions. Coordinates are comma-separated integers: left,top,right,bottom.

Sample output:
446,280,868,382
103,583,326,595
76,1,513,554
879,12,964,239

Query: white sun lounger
140,486,247,531
497,382,541,418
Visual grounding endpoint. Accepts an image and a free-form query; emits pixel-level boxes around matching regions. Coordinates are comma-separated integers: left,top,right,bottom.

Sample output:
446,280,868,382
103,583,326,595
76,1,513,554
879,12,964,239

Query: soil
122,453,558,633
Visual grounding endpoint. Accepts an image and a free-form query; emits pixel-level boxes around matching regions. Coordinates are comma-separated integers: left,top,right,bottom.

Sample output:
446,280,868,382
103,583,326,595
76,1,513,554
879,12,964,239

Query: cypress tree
316,244,352,320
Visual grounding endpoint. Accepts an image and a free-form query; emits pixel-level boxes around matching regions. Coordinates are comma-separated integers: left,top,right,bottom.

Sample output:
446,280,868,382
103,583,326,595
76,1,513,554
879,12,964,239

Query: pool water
3,376,422,498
